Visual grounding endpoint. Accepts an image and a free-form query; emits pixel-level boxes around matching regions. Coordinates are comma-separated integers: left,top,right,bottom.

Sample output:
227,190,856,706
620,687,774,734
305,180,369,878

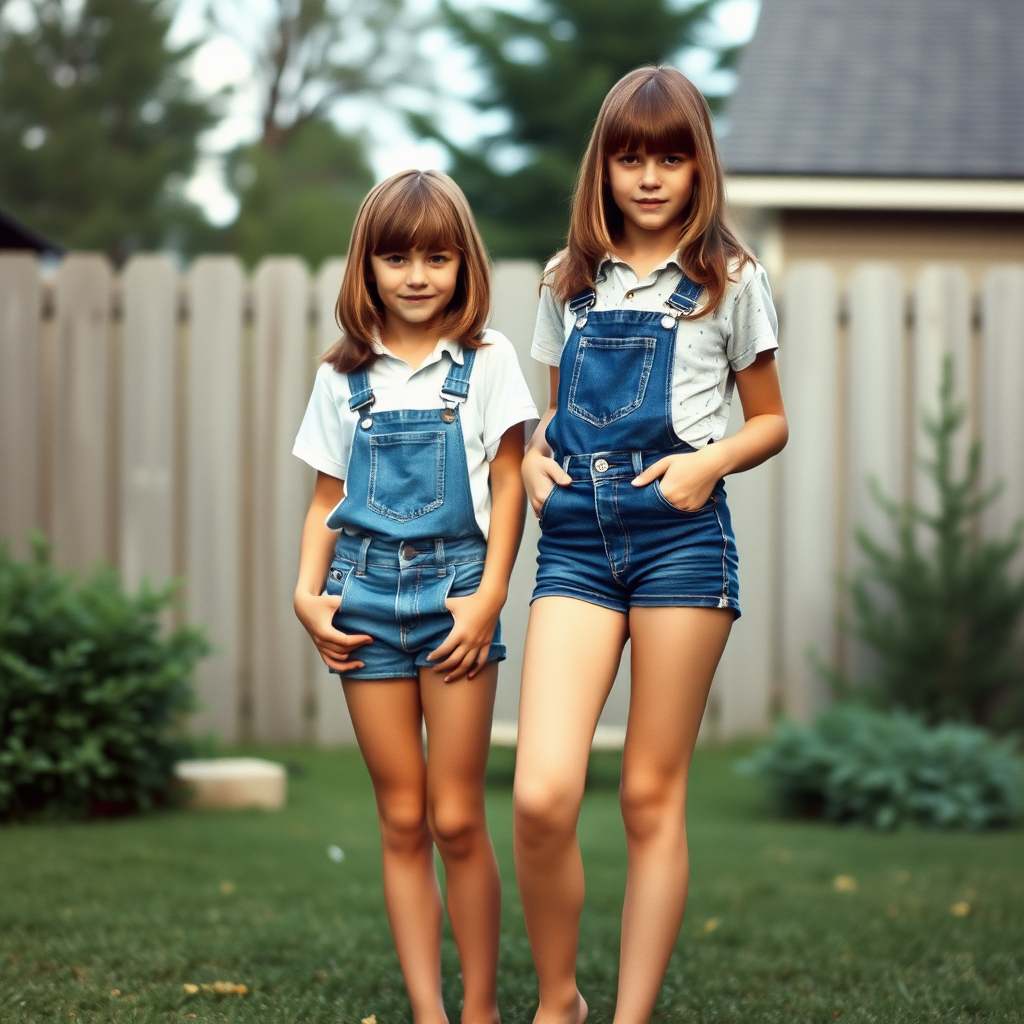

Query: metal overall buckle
355,397,375,429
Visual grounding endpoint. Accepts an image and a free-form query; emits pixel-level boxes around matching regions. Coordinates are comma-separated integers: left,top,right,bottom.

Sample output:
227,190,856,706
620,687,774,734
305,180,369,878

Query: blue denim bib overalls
323,350,506,679
533,274,741,616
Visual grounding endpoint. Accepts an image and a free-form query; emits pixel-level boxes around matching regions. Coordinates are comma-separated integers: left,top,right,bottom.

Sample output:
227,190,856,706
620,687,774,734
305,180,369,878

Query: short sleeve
292,363,353,479
727,263,779,372
530,278,569,367
480,331,540,459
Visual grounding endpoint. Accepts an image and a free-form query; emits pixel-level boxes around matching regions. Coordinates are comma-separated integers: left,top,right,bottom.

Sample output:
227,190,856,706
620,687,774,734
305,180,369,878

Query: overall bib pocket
368,431,446,521
568,336,657,427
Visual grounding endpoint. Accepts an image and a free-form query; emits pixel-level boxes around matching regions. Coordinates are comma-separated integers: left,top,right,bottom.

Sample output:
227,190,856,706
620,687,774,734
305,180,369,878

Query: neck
380,312,444,370
612,220,682,281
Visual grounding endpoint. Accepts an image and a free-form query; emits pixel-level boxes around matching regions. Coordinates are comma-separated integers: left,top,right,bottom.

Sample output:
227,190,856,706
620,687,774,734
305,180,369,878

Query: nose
406,257,428,287
640,157,661,189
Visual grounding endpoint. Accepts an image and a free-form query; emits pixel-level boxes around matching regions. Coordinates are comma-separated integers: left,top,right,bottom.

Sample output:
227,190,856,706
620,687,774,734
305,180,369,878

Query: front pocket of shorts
368,431,445,521
652,480,716,516
537,482,562,526
567,336,657,426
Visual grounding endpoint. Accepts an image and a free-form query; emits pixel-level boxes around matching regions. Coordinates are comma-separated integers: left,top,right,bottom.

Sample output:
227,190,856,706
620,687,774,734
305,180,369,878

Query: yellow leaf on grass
833,875,857,892
182,984,198,995
219,881,236,895
362,1015,378,1024
950,901,971,917
703,918,720,933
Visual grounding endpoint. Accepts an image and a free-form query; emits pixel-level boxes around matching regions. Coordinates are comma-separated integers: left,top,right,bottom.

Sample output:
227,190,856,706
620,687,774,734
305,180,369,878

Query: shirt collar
370,335,465,365
597,248,684,283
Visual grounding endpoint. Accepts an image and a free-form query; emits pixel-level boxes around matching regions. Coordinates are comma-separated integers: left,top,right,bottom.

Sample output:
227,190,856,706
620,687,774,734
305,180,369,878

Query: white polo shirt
293,329,539,539
531,254,779,448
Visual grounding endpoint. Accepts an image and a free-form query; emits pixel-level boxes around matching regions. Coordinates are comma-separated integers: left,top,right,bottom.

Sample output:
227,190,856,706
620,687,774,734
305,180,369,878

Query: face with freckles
606,148,696,235
368,247,462,331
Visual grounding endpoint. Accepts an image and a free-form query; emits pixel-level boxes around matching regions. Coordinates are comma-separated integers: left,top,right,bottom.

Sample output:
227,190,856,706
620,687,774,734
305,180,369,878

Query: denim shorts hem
628,594,742,618
531,586,629,615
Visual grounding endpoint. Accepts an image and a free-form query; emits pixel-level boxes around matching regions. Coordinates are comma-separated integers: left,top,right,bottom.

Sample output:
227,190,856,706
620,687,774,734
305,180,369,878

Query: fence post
119,255,178,592
51,254,115,572
186,256,246,742
980,266,1024,574
0,253,42,557
311,257,355,746
778,263,840,721
251,257,316,742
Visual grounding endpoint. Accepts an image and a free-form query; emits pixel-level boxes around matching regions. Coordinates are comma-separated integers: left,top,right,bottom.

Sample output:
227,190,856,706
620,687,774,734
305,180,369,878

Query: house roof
0,208,64,254
721,0,1024,180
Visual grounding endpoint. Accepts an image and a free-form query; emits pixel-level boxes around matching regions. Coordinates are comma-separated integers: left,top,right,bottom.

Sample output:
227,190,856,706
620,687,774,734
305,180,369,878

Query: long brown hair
551,65,751,317
323,170,491,373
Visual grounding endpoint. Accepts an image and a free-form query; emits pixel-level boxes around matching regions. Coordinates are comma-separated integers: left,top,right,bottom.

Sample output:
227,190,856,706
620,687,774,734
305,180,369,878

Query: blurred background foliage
0,0,737,265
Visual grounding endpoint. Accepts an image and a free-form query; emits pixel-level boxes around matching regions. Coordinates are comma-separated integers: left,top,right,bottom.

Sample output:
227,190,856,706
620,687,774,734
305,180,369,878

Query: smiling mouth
399,295,435,301
634,198,667,207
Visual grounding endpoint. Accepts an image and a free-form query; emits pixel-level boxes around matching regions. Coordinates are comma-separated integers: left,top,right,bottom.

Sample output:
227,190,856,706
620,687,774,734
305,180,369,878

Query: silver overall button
575,315,588,329
441,407,457,423
594,458,610,473
661,313,677,329
360,416,373,429
401,544,418,560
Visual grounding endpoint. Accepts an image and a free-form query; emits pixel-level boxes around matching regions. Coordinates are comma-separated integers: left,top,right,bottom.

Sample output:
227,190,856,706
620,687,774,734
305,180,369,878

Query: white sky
169,0,761,225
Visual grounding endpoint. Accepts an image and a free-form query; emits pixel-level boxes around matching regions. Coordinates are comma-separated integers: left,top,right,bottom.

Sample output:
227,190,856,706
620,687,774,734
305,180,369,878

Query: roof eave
725,175,1024,212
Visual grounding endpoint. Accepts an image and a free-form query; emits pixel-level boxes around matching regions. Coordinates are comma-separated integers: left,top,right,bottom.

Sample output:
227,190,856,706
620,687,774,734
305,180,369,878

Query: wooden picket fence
1,252,1022,745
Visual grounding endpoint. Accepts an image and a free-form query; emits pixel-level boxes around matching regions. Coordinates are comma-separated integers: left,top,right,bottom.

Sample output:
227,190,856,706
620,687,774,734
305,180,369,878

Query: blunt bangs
369,179,464,257
602,77,696,158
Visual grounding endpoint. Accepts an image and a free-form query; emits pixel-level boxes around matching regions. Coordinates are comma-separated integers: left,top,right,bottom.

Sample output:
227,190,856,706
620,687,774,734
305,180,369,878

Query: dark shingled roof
721,0,1024,179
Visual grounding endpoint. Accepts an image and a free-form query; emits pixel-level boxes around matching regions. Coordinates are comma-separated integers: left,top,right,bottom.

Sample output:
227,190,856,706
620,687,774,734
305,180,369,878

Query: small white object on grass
327,845,345,863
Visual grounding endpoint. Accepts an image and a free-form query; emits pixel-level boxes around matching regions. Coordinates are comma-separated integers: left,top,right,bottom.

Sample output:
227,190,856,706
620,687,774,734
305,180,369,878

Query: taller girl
514,67,788,1023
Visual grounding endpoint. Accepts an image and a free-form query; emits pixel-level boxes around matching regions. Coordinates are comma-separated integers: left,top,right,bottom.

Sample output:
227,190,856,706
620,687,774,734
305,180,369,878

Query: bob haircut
550,65,752,317
323,169,491,373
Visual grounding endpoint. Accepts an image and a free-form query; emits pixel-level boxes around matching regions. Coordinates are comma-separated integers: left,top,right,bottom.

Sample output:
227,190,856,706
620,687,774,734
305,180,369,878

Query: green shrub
739,703,1023,830
0,535,209,821
830,355,1024,731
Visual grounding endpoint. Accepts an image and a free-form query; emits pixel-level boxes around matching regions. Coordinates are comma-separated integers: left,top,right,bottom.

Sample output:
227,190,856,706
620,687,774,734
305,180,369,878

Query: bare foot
533,991,587,1024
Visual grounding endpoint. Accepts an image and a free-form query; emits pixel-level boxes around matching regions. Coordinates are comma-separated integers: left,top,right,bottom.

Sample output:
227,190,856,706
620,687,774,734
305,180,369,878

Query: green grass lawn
1,743,1022,1023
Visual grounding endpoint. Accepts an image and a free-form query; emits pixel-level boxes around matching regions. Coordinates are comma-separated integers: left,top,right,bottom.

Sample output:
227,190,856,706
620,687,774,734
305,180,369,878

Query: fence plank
119,255,177,591
0,253,42,556
846,264,906,681
311,257,353,746
778,263,840,721
980,266,1024,571
51,254,115,571
186,257,246,742
913,264,972,513
251,258,315,742
714,400,777,738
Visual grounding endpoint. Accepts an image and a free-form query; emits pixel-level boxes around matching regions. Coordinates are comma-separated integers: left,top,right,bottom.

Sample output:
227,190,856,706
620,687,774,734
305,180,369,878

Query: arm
632,350,789,509
522,367,572,515
428,423,527,682
293,471,372,672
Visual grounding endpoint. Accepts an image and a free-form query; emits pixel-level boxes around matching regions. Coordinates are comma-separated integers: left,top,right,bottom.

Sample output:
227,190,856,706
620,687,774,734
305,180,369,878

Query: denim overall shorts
323,349,506,679
533,273,741,617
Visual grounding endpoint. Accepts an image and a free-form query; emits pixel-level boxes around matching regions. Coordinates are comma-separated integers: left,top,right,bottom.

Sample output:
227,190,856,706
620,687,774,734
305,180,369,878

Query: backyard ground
1,742,1021,1023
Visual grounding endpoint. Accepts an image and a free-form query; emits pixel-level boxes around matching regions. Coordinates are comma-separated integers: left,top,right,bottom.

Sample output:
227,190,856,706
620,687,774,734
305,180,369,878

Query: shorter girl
293,170,537,1024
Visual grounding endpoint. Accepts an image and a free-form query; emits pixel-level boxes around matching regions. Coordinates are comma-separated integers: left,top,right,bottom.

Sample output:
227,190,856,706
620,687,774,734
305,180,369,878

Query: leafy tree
0,0,216,261
834,357,1024,731
422,0,730,261
207,0,424,265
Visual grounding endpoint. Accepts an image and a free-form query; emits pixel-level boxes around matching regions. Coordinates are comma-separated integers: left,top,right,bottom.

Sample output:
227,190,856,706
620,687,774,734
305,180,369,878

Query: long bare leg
420,662,502,1024
514,597,629,1024
612,607,732,1024
344,679,447,1024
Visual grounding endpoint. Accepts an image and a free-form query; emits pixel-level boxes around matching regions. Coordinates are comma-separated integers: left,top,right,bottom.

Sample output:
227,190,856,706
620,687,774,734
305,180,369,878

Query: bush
0,535,209,821
739,703,1023,830
830,355,1024,730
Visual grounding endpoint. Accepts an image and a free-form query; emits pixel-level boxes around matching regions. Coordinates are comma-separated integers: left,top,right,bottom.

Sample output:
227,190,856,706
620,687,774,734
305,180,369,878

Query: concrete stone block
175,758,287,810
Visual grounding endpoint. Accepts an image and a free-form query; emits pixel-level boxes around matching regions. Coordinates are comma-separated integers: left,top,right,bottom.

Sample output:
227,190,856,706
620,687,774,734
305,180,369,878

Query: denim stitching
609,481,630,580
367,431,446,522
712,502,730,608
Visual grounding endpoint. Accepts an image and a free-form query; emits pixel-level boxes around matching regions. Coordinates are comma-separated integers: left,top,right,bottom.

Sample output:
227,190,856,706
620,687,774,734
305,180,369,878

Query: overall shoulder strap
440,348,476,402
665,273,704,316
567,288,596,314
347,369,374,412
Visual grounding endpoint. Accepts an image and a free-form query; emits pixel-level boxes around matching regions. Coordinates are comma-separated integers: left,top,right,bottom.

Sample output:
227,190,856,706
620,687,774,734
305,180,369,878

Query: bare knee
619,770,686,845
513,777,581,851
428,798,486,860
377,792,430,856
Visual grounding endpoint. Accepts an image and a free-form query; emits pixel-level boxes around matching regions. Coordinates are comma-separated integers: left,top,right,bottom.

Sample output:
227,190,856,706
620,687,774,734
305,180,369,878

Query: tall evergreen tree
423,0,728,261
0,0,216,261
837,357,1024,731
